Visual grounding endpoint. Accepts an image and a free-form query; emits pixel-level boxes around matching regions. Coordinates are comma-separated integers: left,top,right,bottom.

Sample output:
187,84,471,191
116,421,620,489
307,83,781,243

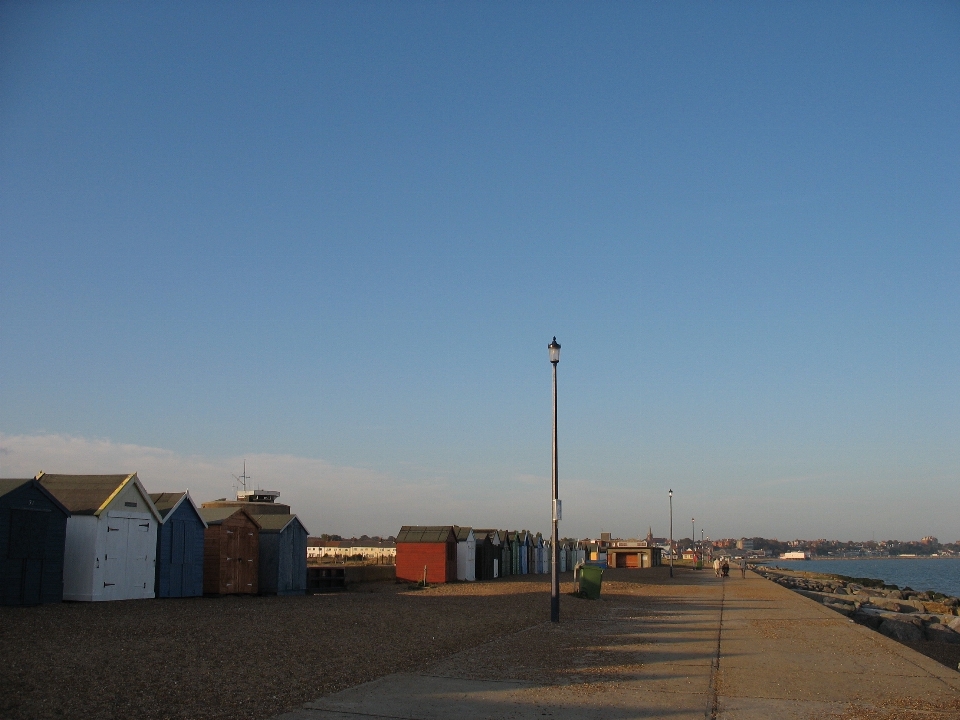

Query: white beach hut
37,473,161,602
455,526,476,581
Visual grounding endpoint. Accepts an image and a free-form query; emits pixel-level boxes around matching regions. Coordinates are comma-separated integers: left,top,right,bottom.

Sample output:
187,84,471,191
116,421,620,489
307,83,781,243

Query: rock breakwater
752,566,960,650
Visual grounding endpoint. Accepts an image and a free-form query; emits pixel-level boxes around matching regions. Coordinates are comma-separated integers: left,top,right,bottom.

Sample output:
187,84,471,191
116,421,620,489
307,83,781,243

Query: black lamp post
668,489,674,578
549,337,561,623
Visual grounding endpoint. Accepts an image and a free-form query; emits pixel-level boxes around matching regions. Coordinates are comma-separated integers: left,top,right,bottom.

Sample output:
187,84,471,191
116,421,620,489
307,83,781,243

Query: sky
1,2,958,543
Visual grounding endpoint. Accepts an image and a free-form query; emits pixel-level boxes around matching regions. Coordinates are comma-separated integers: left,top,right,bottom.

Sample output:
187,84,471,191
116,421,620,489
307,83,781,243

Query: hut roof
396,525,454,543
454,526,473,542
0,478,72,516
36,473,159,519
198,506,261,528
251,513,307,534
0,478,35,496
149,492,207,526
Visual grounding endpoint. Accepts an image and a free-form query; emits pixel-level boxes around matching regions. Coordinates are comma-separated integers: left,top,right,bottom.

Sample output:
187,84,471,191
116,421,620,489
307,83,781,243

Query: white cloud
0,433,589,537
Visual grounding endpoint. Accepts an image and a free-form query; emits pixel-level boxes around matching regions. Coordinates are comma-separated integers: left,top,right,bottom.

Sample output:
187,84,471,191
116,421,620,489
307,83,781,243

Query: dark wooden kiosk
0,479,71,606
198,507,260,595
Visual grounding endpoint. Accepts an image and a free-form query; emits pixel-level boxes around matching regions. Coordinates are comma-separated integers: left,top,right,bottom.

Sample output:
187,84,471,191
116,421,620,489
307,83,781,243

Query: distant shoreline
755,555,952,562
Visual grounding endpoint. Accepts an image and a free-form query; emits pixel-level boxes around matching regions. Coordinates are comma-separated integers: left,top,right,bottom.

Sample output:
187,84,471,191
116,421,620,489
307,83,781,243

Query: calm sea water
768,557,960,598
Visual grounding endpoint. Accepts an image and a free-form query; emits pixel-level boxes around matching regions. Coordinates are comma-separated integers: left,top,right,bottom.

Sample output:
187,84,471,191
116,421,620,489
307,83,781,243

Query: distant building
737,538,754,551
606,538,662,568
781,550,810,560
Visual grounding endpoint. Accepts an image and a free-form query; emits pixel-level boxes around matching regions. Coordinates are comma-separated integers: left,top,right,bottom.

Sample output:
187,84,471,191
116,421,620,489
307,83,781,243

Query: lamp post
549,337,561,623
668,489,674,578
692,518,695,567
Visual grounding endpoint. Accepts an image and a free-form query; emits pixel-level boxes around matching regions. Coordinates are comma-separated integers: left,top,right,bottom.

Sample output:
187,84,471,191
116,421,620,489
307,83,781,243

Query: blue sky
2,2,958,542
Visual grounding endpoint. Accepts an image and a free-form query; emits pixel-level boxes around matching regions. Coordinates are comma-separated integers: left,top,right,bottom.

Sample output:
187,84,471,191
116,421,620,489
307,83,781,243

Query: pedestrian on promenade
713,558,721,577
721,559,729,577
739,557,747,578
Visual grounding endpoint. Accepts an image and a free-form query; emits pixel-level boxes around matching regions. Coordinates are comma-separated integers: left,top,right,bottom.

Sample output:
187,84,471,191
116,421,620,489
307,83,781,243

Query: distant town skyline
2,4,958,543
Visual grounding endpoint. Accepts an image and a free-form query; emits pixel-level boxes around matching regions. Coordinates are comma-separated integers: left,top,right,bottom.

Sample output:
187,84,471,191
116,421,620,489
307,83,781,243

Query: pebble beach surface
0,575,597,720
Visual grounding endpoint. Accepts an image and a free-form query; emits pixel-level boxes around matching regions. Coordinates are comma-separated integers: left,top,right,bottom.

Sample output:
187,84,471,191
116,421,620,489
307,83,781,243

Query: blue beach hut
0,479,71,606
254,514,308,595
150,492,207,598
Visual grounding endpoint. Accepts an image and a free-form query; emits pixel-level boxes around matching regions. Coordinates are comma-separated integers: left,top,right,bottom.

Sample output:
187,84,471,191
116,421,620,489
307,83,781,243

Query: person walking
739,557,747,578
713,557,721,577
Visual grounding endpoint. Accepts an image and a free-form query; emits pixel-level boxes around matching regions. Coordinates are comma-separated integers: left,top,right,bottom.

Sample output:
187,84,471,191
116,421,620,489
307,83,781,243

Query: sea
767,557,960,598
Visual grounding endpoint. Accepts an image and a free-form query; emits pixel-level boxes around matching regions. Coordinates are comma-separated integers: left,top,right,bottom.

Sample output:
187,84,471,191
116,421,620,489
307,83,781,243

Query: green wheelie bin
578,564,604,600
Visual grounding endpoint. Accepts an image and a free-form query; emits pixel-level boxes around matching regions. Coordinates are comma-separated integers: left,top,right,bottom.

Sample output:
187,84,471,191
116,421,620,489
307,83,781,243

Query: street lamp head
548,337,561,364
668,489,673,498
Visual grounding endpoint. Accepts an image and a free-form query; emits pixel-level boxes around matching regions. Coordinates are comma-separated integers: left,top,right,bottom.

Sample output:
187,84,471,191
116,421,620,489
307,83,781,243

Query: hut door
127,519,153,594
222,526,240,593
103,518,129,598
169,520,185,596
7,508,49,605
238,527,257,593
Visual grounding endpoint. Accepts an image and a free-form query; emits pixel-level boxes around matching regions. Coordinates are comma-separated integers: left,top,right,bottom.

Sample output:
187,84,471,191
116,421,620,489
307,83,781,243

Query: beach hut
0,479,71,606
473,529,500,580
455,526,476,582
395,526,457,584
37,473,160,602
535,534,546,574
253,513,308,595
198,507,260,595
150,492,207,598
501,532,511,575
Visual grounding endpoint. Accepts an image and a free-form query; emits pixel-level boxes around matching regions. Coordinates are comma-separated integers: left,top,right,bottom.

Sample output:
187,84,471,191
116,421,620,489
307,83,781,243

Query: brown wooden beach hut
198,507,260,595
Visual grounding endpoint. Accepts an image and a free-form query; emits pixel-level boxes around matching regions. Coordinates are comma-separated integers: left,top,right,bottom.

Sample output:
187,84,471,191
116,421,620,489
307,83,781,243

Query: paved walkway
275,570,960,719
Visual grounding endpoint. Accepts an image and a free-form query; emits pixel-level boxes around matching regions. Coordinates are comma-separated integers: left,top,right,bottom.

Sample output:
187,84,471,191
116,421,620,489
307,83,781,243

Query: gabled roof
0,478,71,516
148,492,207,527
251,513,307,535
36,472,160,520
454,526,473,542
198,506,261,528
472,528,501,544
396,525,455,543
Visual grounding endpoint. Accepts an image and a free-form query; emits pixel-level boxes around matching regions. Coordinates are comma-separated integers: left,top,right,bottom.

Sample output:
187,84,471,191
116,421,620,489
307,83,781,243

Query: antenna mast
232,460,252,495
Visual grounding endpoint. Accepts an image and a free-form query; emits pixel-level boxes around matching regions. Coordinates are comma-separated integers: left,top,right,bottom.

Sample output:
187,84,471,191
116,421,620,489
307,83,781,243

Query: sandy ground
0,573,606,720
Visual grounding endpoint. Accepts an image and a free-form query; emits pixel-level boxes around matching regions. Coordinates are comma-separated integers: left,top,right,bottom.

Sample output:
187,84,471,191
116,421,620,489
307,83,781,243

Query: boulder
870,598,917,614
921,601,956,615
948,617,960,632
823,599,855,616
878,618,923,643
943,597,959,608
925,624,960,645
853,611,883,630
888,590,904,600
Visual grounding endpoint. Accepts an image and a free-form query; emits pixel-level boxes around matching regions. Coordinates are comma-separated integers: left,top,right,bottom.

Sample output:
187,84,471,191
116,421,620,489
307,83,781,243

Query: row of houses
0,473,308,606
307,537,397,563
395,526,592,584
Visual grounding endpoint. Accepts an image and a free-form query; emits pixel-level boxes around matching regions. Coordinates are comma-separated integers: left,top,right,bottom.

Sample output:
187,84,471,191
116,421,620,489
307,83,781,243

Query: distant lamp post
668,489,674,578
692,518,696,567
549,336,561,623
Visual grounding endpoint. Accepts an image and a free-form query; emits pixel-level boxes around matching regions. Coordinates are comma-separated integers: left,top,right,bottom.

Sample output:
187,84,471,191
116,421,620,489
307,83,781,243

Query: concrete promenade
276,569,960,719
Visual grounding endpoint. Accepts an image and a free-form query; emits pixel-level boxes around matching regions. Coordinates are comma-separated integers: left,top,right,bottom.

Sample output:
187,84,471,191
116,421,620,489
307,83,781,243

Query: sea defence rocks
752,566,960,647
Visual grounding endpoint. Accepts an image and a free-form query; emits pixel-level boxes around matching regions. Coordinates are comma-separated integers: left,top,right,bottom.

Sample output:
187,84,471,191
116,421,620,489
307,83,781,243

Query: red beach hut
395,526,457,584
